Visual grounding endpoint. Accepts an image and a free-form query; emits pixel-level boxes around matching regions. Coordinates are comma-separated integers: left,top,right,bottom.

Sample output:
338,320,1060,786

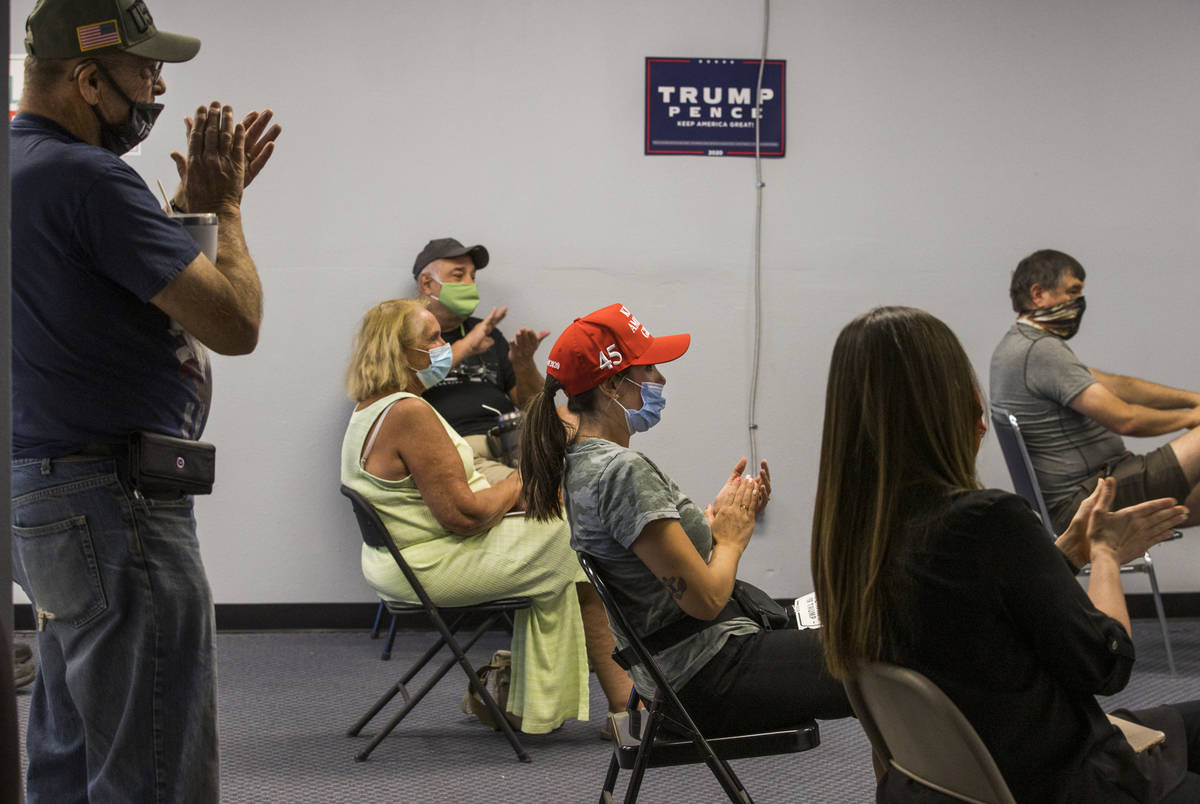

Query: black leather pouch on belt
128,431,216,495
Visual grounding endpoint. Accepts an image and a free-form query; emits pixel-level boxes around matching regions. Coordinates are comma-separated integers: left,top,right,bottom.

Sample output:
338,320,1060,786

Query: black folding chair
577,553,820,804
340,485,532,762
990,406,1178,674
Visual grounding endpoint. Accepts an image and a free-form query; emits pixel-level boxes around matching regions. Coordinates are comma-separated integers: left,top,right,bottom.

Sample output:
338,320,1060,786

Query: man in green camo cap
12,1,280,801
25,0,200,62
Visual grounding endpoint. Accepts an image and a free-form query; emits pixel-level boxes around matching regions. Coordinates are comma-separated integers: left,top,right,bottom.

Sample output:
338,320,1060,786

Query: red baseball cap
546,304,691,397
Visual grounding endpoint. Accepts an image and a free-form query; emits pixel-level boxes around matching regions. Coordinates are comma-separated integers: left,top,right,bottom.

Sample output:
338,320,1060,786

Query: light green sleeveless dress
341,392,588,734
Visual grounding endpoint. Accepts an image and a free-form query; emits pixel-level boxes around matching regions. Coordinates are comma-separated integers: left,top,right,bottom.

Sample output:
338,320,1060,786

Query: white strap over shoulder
360,398,403,469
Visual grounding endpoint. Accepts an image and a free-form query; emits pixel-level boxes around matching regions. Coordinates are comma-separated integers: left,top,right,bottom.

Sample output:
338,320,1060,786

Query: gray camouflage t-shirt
989,322,1126,513
564,438,757,698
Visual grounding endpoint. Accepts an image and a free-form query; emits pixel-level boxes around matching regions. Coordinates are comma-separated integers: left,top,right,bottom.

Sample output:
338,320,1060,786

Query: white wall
12,0,1200,602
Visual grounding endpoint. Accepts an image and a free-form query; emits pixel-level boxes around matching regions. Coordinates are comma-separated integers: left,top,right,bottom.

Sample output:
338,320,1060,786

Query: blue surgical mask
613,377,666,433
414,343,453,388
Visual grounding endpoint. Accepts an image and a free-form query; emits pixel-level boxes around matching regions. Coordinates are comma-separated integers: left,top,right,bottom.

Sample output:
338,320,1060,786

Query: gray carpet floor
13,617,1200,803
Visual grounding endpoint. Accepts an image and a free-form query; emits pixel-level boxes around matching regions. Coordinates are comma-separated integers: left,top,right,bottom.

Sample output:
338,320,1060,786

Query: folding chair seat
990,406,1179,674
340,485,533,763
577,553,821,804
845,662,1017,804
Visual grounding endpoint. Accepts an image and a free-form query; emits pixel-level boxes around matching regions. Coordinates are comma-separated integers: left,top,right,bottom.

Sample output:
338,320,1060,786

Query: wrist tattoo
660,575,687,600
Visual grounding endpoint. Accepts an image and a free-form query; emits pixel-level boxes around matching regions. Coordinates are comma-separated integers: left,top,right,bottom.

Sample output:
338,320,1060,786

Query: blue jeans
11,457,218,803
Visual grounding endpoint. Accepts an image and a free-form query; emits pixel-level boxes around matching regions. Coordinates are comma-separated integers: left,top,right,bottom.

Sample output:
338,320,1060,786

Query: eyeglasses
71,58,162,86
141,61,164,84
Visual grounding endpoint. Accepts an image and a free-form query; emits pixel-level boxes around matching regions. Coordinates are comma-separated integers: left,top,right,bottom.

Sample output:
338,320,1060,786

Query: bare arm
152,103,262,355
629,464,759,619
508,328,550,407
151,210,260,355
1090,367,1200,410
383,399,520,535
1086,547,1131,635
1069,382,1200,438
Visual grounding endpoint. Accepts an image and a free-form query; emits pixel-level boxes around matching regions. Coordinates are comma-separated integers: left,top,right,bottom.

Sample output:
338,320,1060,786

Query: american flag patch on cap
77,20,121,52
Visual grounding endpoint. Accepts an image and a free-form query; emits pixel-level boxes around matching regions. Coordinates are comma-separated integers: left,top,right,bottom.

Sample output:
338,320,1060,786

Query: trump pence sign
645,57,786,157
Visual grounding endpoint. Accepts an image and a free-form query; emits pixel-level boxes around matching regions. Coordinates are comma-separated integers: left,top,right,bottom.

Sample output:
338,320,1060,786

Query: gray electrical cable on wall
747,0,770,472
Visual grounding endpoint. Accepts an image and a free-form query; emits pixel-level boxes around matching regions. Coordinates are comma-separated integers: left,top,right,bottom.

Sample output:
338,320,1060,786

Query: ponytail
520,376,570,521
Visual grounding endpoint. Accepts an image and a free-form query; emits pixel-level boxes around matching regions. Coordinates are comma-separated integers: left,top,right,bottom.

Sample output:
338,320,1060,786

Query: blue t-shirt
11,113,209,458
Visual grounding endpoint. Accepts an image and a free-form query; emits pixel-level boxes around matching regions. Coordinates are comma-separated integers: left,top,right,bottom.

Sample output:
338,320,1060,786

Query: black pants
1157,700,1200,803
675,629,852,738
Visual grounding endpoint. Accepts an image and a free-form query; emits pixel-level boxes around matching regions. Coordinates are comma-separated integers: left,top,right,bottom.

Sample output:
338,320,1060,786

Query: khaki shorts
1051,444,1191,533
462,434,516,486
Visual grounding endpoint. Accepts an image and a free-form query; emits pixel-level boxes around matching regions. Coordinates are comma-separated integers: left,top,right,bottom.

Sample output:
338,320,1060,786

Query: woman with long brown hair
521,303,851,736
811,306,1200,802
341,298,630,735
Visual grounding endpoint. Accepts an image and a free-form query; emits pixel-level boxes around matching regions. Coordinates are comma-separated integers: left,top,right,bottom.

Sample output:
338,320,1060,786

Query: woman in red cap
521,303,851,736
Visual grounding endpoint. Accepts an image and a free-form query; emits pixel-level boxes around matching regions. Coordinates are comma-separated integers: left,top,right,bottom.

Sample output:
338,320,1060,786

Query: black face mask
88,62,163,155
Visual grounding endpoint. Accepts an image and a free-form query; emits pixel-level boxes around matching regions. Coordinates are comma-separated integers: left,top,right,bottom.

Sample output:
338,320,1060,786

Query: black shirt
422,318,517,436
882,489,1154,803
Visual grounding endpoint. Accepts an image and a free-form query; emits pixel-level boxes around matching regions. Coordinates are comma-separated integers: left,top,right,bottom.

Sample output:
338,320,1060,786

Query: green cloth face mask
434,281,480,318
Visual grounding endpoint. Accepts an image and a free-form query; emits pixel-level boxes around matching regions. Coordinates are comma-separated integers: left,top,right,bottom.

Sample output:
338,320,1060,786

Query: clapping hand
1084,477,1187,565
710,458,749,515
509,328,550,363
236,109,282,188
705,458,758,553
171,107,282,212
176,102,244,214
748,460,770,515
459,307,508,358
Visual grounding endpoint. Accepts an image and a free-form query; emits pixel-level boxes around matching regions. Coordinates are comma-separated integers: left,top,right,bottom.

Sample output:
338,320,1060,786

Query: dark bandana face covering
1022,296,1086,339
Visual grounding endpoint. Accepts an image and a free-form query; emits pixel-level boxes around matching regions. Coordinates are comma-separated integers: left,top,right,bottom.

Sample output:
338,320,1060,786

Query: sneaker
13,659,36,690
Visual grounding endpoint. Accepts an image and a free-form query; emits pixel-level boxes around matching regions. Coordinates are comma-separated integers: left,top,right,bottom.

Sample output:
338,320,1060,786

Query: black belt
58,443,124,460
612,599,745,670
55,444,185,500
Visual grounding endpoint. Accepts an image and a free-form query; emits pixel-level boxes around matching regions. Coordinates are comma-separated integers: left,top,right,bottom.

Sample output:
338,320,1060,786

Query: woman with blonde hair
811,305,1200,802
341,298,630,735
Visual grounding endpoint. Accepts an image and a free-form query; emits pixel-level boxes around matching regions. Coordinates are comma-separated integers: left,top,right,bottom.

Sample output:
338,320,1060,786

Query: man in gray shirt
989,249,1200,533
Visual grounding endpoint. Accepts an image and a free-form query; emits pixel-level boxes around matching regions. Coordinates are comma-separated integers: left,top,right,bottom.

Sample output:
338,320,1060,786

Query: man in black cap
10,1,280,799
412,237,550,483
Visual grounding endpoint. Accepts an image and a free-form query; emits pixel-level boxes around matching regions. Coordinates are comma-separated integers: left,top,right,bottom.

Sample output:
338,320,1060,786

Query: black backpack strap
611,598,743,670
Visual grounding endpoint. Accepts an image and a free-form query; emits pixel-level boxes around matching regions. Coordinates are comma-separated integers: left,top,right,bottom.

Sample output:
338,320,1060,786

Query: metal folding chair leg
351,611,530,763
609,692,753,804
370,600,386,639
1142,554,1176,675
348,618,462,739
600,750,622,804
622,706,659,802
662,709,751,804
380,613,399,660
